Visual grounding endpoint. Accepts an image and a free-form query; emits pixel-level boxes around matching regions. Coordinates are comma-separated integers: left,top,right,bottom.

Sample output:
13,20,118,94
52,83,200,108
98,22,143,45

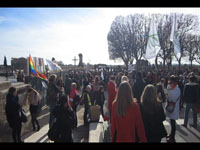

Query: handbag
19,108,28,123
90,105,101,122
166,96,180,113
48,122,58,141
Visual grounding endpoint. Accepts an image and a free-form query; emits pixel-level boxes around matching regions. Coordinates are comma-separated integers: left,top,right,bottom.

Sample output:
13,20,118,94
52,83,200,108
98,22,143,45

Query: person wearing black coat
52,95,75,143
156,79,166,103
5,87,23,143
140,84,167,143
96,86,105,117
132,72,146,103
64,74,72,96
82,85,92,125
182,74,200,128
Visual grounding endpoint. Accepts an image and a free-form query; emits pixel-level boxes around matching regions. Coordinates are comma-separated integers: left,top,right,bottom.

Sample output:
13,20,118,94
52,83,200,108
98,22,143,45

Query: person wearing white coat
165,75,181,143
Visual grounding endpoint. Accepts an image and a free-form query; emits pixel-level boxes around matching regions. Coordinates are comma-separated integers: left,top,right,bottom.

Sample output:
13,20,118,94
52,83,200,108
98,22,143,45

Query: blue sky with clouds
0,8,200,65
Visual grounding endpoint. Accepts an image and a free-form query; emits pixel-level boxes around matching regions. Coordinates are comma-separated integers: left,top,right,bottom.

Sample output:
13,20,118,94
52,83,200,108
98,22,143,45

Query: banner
46,59,62,72
170,13,181,59
145,15,161,60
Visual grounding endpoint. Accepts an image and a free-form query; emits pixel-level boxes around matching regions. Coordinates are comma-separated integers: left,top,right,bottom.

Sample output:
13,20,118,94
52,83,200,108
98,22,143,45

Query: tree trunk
178,58,181,71
190,60,193,68
163,58,166,70
155,55,158,69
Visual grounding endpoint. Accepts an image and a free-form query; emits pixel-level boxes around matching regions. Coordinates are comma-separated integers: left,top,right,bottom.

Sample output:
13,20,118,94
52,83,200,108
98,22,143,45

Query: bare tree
173,14,199,70
107,16,134,68
184,34,199,68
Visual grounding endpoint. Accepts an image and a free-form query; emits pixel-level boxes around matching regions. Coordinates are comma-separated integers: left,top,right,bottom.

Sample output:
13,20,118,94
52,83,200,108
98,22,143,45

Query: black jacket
139,102,167,142
53,106,75,142
157,83,166,102
133,79,146,103
5,95,21,128
183,82,200,103
47,82,59,106
96,91,105,106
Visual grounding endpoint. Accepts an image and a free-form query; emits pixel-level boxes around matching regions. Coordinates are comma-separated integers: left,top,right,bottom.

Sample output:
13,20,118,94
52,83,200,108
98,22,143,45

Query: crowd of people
4,67,200,143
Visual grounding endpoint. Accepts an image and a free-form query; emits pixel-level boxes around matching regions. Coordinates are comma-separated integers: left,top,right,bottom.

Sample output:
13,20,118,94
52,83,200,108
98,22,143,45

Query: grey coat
165,85,181,120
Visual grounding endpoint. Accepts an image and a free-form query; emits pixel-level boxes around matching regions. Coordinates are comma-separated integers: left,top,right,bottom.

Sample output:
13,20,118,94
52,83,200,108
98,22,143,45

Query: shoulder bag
166,96,180,113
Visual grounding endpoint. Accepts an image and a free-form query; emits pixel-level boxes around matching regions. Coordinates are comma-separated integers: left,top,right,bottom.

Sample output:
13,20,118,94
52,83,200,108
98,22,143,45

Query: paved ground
161,104,200,143
22,104,89,143
19,87,200,143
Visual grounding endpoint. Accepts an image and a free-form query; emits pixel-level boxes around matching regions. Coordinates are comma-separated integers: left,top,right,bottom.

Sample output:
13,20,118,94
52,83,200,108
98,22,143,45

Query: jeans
72,105,77,128
184,103,197,127
49,103,56,128
170,119,176,139
12,123,22,143
84,105,89,124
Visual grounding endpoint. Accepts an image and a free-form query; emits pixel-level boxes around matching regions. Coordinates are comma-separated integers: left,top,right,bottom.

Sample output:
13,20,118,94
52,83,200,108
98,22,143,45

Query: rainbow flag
29,55,48,81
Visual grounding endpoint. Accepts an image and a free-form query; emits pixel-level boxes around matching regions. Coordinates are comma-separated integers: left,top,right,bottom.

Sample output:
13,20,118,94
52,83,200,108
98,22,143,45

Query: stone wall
0,81,31,142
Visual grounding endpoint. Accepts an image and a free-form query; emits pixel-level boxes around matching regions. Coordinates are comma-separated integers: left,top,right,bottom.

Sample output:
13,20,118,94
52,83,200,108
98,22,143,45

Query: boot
37,125,40,132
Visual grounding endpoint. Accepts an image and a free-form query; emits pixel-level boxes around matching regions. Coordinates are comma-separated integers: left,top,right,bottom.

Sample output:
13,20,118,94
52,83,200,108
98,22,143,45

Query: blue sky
0,8,200,66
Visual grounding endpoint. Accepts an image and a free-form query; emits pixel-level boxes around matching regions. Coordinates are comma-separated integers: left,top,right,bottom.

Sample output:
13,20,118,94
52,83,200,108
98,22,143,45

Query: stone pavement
22,104,89,143
161,104,200,143
20,91,200,143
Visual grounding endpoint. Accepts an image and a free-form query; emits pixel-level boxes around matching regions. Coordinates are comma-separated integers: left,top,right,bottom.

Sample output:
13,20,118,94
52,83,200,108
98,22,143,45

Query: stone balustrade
0,81,32,142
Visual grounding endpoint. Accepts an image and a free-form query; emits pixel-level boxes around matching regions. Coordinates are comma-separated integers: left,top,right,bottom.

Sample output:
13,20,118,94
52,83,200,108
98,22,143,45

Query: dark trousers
31,113,40,130
100,102,104,117
30,105,40,130
84,104,92,125
49,103,56,128
170,119,176,139
97,101,104,117
72,105,77,128
148,137,162,143
12,123,22,143
184,103,197,127
84,105,89,124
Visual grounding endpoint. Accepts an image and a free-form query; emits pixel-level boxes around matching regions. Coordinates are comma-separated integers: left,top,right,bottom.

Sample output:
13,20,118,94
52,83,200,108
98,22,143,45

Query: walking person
47,74,60,128
96,85,105,117
182,74,200,129
27,88,41,132
111,82,147,142
165,75,181,143
82,85,92,125
5,87,24,143
140,84,167,142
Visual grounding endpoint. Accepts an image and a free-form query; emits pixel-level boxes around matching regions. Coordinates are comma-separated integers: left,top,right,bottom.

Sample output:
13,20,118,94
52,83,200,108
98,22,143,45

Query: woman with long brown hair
140,84,167,142
111,82,146,142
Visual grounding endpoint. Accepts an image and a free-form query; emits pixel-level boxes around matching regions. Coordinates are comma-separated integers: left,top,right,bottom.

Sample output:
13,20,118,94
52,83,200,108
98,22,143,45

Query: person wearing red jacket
111,82,147,143
107,75,117,120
